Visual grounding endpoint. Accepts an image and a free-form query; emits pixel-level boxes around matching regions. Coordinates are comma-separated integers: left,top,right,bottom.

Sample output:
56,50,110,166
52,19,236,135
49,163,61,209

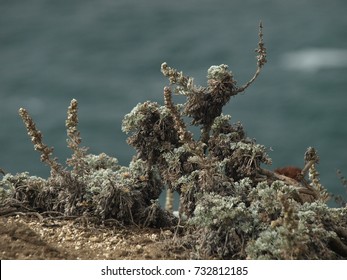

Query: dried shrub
1,100,175,227
1,22,346,259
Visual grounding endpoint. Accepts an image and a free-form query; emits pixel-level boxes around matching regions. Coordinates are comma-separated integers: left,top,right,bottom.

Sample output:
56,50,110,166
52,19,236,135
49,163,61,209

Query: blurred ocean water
1,0,347,200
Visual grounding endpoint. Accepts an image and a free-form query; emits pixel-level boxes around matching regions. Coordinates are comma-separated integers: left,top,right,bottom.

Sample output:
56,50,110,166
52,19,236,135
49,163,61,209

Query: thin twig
234,21,267,94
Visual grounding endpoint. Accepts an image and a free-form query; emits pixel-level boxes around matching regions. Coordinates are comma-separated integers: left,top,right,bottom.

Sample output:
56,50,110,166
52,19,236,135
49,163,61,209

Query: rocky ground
0,216,192,260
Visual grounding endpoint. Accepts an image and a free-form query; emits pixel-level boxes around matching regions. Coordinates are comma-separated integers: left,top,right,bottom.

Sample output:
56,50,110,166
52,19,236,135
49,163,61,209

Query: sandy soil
0,216,192,260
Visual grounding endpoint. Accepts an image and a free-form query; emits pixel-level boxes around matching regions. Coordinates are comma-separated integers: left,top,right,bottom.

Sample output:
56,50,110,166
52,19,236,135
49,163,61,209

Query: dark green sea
1,0,347,201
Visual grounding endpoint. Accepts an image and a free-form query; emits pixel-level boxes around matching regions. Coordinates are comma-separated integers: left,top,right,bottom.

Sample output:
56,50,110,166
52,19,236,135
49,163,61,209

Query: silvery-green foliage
249,181,291,213
0,172,46,190
210,114,232,131
207,64,233,81
84,168,116,199
189,177,347,259
246,199,342,259
231,177,253,197
121,102,160,134
192,192,252,232
0,172,52,210
84,153,119,172
190,189,252,258
122,101,180,165
189,178,254,258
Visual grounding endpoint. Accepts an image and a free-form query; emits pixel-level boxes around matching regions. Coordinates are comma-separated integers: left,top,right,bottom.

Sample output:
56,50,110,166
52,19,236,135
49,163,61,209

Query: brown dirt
0,216,192,260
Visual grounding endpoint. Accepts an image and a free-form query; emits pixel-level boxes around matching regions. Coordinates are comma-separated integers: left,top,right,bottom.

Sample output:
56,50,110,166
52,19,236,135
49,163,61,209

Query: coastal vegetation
1,23,346,259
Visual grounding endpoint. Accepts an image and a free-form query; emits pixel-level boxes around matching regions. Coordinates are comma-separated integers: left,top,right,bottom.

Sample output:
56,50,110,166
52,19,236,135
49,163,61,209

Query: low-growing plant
1,100,175,227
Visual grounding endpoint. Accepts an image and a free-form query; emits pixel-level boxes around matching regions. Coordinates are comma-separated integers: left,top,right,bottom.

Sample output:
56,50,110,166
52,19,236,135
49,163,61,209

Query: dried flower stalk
163,86,192,143
66,99,81,149
234,21,267,94
309,164,329,202
18,108,62,175
66,99,88,174
303,147,329,202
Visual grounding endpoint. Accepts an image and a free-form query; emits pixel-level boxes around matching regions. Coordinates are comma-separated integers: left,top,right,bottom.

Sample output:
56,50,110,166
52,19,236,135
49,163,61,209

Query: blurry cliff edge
1,24,347,260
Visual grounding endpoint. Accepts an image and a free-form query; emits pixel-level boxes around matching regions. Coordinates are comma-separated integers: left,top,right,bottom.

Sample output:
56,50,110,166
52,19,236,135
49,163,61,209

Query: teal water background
1,0,347,200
